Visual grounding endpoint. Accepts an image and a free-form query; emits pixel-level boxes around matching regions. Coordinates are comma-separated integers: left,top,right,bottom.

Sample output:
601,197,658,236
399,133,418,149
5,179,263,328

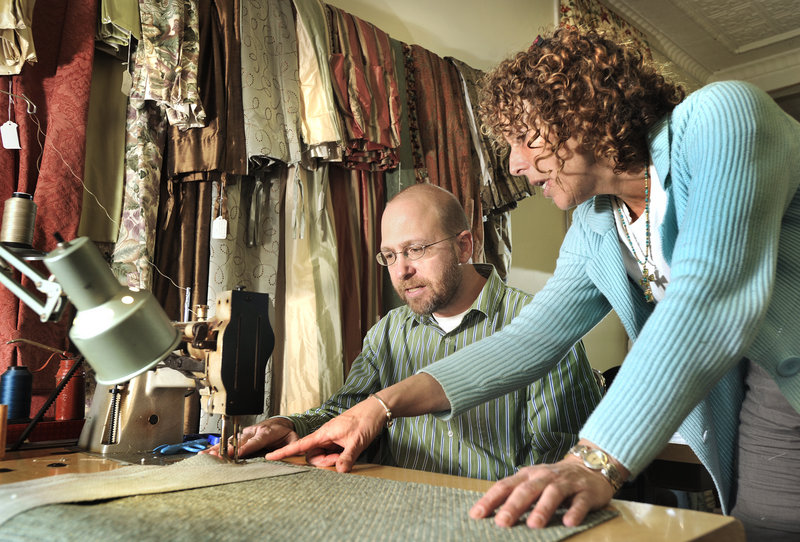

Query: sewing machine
78,288,274,462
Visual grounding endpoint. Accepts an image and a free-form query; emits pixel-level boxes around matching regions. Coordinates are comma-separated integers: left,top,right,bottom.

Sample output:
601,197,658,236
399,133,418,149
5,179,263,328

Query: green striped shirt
288,264,602,480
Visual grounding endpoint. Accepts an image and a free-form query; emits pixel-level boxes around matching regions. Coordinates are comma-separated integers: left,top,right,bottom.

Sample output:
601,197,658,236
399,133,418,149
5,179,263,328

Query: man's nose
392,255,415,279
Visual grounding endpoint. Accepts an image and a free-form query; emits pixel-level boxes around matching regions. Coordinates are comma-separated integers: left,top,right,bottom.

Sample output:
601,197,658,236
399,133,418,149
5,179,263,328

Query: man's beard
395,258,462,315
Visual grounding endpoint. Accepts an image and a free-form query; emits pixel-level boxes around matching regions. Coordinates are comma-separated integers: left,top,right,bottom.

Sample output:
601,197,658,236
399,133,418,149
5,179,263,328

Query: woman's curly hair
479,27,685,175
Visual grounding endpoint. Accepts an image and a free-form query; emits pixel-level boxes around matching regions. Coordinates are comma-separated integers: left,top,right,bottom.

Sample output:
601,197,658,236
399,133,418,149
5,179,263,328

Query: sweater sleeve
581,81,798,475
421,221,612,418
287,331,382,436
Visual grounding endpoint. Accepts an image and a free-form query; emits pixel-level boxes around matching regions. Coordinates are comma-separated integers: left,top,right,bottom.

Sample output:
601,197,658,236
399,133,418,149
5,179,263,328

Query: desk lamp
0,235,180,385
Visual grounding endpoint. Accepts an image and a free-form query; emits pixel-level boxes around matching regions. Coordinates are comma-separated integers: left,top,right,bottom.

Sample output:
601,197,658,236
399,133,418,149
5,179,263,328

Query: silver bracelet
370,393,394,428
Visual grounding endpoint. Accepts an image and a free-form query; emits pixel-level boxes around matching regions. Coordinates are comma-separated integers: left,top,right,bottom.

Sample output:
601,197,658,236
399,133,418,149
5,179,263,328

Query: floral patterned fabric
112,0,203,289
559,0,652,59
135,0,204,129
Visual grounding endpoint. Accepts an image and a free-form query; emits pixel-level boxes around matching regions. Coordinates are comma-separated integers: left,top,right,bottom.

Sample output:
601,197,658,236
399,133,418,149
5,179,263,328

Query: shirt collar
409,263,499,329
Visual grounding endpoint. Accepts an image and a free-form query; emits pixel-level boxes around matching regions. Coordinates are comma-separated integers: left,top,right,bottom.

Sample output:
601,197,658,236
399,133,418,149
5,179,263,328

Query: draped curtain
0,0,97,415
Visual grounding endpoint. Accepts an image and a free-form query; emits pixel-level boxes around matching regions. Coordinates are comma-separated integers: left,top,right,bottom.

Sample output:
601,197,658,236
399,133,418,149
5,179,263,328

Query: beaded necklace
616,168,655,303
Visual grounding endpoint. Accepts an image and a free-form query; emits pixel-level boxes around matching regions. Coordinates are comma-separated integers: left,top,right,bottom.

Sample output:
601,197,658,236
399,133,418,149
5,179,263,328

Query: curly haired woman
265,27,800,541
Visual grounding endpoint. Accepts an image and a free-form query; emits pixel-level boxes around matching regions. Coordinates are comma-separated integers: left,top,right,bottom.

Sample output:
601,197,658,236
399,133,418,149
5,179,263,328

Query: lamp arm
0,242,67,322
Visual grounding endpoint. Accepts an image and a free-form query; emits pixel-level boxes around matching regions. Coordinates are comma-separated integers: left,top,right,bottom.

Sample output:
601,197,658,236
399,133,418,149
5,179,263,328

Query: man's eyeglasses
376,233,460,266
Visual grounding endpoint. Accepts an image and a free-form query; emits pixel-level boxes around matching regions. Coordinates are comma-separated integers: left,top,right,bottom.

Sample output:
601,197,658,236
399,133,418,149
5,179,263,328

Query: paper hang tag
211,216,228,239
1,121,21,149
121,69,132,97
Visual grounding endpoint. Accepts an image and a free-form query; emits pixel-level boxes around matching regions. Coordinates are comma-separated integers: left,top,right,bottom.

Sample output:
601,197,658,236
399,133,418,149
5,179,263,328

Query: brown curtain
151,175,214,321
329,166,384,376
403,43,484,262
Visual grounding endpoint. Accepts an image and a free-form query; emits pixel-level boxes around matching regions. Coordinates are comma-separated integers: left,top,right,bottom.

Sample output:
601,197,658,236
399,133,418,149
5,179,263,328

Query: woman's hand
265,396,387,472
469,441,627,528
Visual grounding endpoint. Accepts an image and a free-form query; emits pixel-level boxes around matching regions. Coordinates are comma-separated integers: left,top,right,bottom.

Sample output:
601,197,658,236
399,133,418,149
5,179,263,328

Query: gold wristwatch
567,444,624,492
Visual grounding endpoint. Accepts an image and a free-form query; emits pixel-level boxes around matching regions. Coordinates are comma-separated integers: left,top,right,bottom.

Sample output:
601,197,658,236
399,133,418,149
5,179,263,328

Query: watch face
584,448,608,469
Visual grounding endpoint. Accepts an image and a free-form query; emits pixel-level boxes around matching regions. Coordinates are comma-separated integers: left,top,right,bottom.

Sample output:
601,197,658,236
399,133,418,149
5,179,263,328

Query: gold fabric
278,164,343,414
0,0,36,75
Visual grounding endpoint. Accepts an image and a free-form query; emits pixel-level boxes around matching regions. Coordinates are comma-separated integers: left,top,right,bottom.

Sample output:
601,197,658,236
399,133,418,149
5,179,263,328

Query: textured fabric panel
0,454,305,527
0,463,617,541
240,0,302,167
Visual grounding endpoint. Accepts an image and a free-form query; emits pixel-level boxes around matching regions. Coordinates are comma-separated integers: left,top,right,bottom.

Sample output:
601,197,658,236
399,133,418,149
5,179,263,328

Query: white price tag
1,121,21,149
211,216,228,239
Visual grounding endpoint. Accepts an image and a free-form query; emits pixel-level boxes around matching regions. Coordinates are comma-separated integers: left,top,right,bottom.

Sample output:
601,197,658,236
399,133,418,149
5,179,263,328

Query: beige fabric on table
0,453,305,527
0,460,617,541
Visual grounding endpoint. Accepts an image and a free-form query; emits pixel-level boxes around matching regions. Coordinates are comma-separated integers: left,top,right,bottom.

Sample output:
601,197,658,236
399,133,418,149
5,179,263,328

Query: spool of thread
55,358,85,421
0,365,33,423
0,192,37,247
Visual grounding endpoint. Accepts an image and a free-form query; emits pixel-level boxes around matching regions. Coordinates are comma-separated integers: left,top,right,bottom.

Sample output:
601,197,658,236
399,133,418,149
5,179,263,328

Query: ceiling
603,0,800,118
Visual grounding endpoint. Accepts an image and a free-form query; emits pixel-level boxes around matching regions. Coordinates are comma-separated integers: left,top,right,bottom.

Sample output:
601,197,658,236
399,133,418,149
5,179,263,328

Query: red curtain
0,0,97,416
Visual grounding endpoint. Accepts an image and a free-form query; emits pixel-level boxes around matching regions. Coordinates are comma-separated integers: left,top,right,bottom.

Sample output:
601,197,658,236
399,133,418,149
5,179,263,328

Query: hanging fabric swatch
111,0,203,289
78,50,128,243
151,173,214,321
448,57,532,216
278,164,343,414
402,43,484,262
0,0,37,75
325,4,401,171
96,0,141,51
293,0,344,161
165,0,245,176
329,166,385,375
206,174,280,307
135,0,204,129
240,0,303,170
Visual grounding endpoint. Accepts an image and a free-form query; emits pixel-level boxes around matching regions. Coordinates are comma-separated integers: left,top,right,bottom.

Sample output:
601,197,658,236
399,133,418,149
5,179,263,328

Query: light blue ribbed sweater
422,80,800,513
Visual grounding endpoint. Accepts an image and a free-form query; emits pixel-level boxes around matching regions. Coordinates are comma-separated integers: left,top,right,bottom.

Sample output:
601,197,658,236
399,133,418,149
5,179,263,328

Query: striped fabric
325,4,401,171
288,265,602,480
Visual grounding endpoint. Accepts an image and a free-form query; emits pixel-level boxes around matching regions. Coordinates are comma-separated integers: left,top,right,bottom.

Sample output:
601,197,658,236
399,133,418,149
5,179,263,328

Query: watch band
567,444,624,492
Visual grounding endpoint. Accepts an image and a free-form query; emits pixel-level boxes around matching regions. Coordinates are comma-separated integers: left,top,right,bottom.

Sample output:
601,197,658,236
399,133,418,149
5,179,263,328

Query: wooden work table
1,447,744,541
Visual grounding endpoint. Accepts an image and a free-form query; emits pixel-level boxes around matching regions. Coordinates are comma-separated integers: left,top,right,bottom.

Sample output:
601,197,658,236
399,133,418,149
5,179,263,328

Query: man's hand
468,440,627,528
200,417,299,459
264,397,387,472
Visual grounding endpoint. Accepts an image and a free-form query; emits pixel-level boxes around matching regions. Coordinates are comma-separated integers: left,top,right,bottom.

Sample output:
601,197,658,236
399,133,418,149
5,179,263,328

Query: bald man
206,184,601,480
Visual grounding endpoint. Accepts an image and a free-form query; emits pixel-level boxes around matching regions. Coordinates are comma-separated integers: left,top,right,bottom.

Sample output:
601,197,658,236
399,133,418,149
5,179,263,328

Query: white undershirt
612,164,671,302
433,308,471,333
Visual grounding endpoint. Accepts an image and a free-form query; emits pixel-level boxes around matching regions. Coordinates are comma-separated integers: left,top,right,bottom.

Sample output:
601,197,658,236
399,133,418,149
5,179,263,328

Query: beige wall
327,0,628,372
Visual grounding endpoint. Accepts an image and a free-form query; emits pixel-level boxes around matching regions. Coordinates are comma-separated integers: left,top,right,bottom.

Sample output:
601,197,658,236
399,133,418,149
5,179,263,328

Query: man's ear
456,230,473,263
